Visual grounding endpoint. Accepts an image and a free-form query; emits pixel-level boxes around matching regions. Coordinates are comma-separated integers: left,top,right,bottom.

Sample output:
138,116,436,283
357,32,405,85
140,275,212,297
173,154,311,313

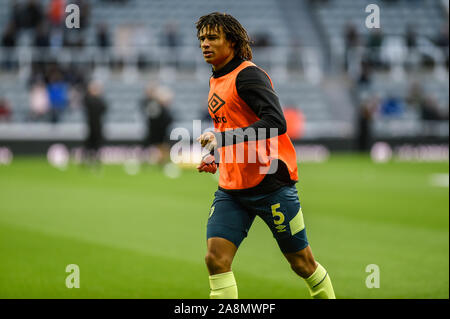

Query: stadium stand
310,0,449,139
0,0,448,145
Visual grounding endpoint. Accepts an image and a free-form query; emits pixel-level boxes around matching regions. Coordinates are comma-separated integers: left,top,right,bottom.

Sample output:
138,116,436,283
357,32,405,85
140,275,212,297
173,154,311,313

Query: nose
201,39,210,49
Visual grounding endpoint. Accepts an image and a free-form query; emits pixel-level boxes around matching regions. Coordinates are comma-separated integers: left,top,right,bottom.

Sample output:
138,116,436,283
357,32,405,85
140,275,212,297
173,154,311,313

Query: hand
197,132,217,152
197,154,217,174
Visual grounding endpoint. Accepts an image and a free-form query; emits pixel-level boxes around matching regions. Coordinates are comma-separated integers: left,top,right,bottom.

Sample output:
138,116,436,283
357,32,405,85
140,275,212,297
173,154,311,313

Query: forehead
198,25,223,37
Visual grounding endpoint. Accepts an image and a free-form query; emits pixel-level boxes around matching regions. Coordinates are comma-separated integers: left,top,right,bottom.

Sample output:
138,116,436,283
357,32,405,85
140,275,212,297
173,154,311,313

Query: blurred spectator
73,0,91,29
406,81,425,107
162,22,180,67
22,0,44,29
163,22,180,48
83,81,107,164
114,25,134,70
434,23,449,47
49,27,64,48
65,63,87,111
47,70,69,123
419,96,446,120
252,32,272,48
344,22,360,71
63,27,85,48
405,24,417,51
283,106,305,140
68,84,84,110
356,96,378,151
357,56,372,86
287,37,303,71
405,24,419,69
61,0,89,47
34,23,50,47
28,60,48,86
380,95,404,117
0,97,12,122
29,80,50,121
132,24,153,70
433,23,449,68
1,22,18,70
65,63,86,87
10,0,24,30
96,23,111,48
140,83,174,165
366,29,384,68
1,22,17,47
48,0,66,28
406,82,447,120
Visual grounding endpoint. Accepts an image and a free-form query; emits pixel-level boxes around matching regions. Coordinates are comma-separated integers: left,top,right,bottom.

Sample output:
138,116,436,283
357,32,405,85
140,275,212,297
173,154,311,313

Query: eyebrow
198,33,220,39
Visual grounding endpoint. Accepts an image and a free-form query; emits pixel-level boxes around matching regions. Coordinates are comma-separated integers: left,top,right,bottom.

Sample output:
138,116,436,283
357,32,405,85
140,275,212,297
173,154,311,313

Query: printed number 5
271,203,285,225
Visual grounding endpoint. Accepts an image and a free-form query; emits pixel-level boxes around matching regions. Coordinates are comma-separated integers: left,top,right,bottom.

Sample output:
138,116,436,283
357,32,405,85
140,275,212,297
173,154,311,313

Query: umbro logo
208,93,225,114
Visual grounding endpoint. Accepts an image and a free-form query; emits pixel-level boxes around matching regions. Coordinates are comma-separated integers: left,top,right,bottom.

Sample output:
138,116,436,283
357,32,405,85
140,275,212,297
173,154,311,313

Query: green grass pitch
0,154,448,299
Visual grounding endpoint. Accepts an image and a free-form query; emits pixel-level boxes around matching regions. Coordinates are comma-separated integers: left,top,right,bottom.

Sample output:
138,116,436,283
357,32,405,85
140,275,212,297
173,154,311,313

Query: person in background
162,22,180,67
283,106,305,141
406,81,447,120
140,83,174,165
96,23,111,48
10,0,24,31
405,24,419,70
380,94,404,117
22,0,44,30
47,0,65,29
1,22,18,70
434,22,449,68
29,79,50,121
356,96,378,152
47,70,68,123
0,97,12,122
1,22,17,47
73,0,90,29
366,28,384,68
83,81,107,166
34,22,50,47
343,22,360,72
0,22,18,71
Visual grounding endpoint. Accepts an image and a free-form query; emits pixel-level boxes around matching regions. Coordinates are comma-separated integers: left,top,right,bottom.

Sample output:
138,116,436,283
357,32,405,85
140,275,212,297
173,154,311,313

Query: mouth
203,51,213,58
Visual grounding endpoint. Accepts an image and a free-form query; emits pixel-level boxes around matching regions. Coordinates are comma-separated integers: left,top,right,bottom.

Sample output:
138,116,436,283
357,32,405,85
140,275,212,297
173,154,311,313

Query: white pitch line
430,174,449,187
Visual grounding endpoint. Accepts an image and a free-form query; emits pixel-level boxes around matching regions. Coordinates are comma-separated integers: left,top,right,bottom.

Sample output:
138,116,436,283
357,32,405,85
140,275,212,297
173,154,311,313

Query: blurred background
0,0,448,299
0,0,448,154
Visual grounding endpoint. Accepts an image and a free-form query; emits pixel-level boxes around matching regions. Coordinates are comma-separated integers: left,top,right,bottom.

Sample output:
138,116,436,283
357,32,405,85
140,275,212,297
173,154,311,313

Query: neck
212,53,236,72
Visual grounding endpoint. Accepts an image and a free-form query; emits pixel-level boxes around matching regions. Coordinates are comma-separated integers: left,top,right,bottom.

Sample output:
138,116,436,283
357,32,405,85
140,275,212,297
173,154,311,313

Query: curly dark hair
196,12,253,61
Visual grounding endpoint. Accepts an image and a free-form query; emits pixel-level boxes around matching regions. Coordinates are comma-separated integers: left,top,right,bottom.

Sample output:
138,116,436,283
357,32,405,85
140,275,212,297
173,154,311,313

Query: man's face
198,26,235,70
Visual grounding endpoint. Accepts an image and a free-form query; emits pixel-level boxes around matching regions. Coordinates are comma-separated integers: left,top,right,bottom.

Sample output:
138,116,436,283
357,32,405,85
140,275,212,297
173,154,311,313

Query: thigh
249,186,309,254
207,190,256,249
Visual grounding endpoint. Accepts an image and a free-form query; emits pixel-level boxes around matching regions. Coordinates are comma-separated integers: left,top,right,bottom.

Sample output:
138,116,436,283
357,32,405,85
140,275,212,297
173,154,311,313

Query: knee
205,252,232,275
